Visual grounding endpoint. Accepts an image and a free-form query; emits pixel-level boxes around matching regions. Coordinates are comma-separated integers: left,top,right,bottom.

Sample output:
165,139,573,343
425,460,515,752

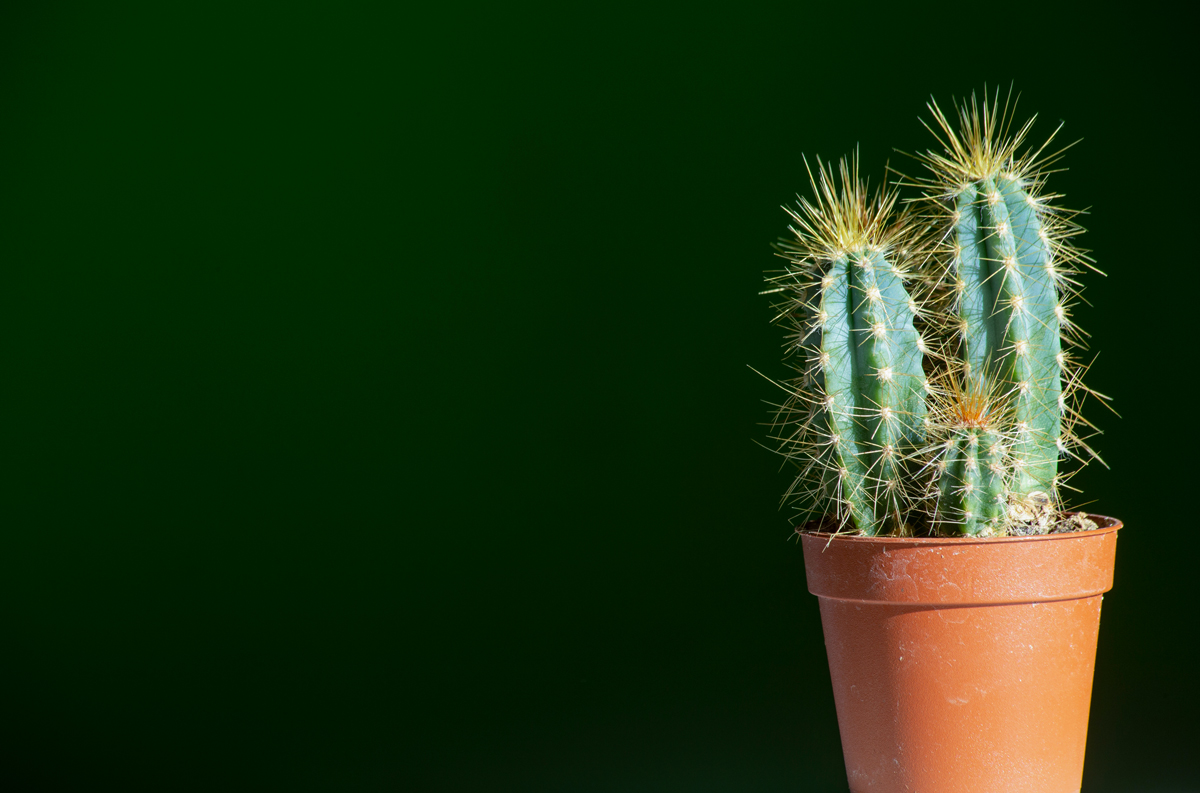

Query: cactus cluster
764,90,1105,537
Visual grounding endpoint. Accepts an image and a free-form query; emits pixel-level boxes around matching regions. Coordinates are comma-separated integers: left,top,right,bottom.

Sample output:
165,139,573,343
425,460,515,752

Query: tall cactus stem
913,88,1103,516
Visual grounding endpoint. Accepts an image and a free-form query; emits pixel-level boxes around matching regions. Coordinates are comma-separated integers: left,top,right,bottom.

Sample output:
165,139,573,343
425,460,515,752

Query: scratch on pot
869,552,915,598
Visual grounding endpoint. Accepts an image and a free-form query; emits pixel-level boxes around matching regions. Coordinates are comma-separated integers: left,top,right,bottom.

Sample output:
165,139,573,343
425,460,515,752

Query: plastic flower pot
800,516,1120,793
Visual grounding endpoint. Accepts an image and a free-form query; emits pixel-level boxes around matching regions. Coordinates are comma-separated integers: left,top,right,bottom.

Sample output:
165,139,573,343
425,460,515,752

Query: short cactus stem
765,155,927,535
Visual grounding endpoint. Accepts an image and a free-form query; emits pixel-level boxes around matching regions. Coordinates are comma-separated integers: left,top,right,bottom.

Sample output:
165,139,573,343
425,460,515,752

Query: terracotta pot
801,517,1120,793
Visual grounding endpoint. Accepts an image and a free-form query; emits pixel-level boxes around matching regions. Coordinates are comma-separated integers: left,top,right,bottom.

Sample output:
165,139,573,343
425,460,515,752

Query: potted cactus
762,91,1121,792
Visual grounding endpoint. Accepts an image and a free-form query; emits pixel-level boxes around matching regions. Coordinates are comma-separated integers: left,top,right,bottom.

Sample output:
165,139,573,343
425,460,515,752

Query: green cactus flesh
951,175,1060,501
936,426,1007,536
816,249,926,535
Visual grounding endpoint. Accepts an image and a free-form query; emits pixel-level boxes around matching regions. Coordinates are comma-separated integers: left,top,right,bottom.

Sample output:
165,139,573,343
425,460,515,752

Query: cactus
913,90,1101,520
762,89,1106,537
764,155,928,535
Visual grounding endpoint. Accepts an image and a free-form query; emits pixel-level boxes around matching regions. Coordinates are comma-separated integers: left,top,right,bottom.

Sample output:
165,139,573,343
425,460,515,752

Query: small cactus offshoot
763,89,1107,537
922,371,1012,537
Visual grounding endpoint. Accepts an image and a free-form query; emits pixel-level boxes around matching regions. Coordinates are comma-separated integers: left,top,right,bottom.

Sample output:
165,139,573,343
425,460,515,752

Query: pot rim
800,513,1122,604
798,513,1121,546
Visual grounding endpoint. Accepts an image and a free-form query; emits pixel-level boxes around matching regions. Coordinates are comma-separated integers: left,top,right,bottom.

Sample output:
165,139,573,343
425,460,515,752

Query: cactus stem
766,151,928,534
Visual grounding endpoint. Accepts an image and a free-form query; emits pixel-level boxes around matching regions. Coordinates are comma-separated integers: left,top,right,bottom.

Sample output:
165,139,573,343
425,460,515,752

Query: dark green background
3,3,1195,791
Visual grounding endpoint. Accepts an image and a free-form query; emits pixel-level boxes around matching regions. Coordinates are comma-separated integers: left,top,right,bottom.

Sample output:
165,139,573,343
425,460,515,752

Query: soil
795,509,1099,538
1048,511,1100,534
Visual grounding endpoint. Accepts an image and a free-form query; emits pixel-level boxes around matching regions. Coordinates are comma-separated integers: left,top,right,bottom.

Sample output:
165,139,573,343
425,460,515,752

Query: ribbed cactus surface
935,426,1007,536
819,248,926,534
948,172,1061,501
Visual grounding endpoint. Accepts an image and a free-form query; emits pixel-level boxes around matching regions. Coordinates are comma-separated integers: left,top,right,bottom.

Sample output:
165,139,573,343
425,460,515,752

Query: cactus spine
917,92,1095,515
767,156,927,535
